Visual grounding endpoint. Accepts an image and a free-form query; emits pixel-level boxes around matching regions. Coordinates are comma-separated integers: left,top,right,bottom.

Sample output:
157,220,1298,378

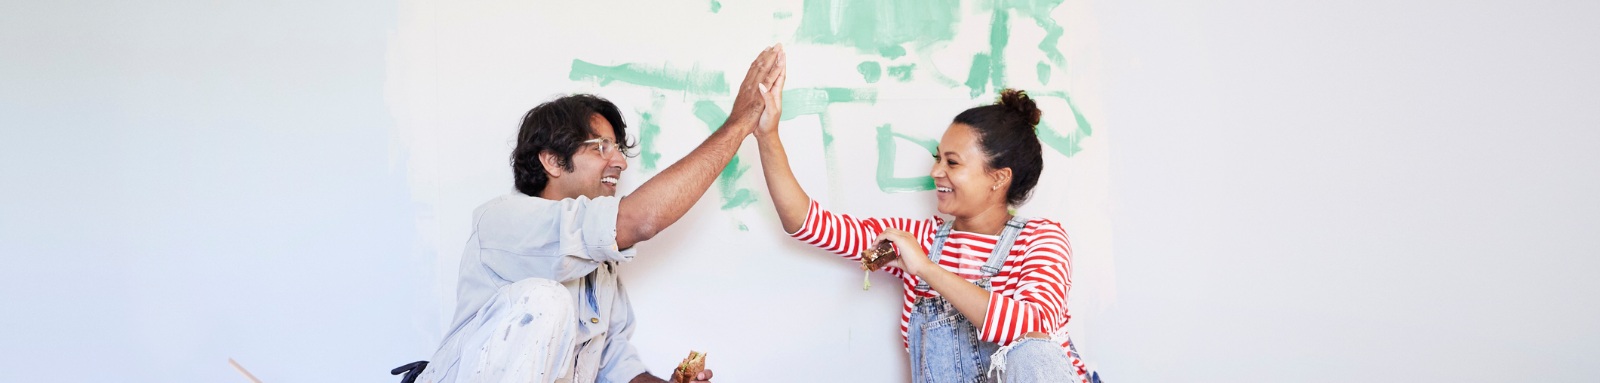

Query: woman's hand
877,229,934,278
754,44,786,140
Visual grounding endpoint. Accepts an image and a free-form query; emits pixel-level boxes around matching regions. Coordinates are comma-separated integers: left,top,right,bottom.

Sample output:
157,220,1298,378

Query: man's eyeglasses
580,138,626,158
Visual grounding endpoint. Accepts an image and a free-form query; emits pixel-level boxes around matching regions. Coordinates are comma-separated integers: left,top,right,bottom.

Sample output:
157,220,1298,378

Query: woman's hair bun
996,88,1042,126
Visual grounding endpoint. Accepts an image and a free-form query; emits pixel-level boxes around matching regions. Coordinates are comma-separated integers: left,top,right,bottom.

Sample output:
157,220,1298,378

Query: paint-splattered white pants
419,278,579,383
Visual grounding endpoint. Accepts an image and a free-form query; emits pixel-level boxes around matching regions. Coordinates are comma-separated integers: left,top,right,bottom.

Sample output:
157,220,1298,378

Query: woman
753,75,1099,382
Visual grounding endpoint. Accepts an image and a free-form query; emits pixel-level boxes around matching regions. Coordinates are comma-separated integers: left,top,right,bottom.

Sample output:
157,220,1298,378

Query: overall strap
976,216,1028,290
913,219,956,292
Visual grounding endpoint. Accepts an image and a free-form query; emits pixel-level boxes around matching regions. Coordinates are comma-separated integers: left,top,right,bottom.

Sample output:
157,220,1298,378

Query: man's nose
610,152,628,170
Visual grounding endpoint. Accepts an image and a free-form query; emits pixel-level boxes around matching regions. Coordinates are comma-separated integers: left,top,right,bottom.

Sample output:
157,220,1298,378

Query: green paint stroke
1004,0,1069,67
773,11,793,19
857,61,882,83
967,0,1070,97
690,100,758,210
964,54,991,98
875,124,938,192
878,45,908,59
795,0,961,59
887,64,915,82
710,0,721,13
691,100,729,130
780,87,878,154
987,9,1011,92
637,111,663,171
781,87,878,121
1033,91,1093,157
570,60,729,96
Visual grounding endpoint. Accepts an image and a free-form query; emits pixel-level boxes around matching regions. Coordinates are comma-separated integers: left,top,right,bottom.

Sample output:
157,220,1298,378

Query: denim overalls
906,217,1088,383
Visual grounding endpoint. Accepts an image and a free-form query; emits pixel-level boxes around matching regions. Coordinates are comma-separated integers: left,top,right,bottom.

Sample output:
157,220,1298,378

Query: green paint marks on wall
1003,0,1069,67
795,0,961,58
570,59,729,96
964,54,991,98
1033,91,1093,157
887,64,915,82
691,100,758,210
986,9,1011,92
710,0,721,13
963,0,1070,97
773,11,793,19
691,100,727,129
879,45,908,59
637,111,664,171
781,87,878,120
716,156,758,210
779,87,878,155
857,61,882,83
875,124,938,192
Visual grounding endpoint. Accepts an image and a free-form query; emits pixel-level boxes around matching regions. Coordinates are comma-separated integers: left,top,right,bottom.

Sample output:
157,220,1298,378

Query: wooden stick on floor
228,358,265,383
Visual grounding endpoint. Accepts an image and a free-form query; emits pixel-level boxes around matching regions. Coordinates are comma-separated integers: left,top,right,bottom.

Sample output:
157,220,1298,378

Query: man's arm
615,44,784,249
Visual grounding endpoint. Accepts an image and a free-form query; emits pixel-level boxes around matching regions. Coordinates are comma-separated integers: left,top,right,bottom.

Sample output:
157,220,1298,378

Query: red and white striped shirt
788,200,1075,349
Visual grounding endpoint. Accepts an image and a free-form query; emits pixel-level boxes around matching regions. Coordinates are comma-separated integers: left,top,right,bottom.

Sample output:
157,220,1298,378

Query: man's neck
537,186,576,201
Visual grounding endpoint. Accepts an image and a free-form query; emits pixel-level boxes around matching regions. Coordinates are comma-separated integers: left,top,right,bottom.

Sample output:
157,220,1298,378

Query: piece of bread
860,240,899,272
670,350,706,383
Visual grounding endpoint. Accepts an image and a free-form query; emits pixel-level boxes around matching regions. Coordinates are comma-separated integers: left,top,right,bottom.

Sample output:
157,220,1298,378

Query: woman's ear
989,167,1013,191
538,150,566,179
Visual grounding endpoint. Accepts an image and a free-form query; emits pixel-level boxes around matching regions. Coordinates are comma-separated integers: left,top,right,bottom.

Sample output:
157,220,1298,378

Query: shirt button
590,317,600,324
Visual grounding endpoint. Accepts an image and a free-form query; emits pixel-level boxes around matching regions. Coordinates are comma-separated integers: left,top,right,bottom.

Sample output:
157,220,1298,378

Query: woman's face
931,123,1008,218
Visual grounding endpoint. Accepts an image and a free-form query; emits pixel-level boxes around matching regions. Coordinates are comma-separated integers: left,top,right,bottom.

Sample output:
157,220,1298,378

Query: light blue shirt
442,193,646,383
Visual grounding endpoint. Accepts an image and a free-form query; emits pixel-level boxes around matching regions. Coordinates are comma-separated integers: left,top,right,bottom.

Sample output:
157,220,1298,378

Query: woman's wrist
909,260,938,280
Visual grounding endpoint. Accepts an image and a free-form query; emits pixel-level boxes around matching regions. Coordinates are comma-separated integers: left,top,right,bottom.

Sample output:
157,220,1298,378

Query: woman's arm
751,49,810,234
877,229,993,328
878,222,1072,344
972,223,1072,344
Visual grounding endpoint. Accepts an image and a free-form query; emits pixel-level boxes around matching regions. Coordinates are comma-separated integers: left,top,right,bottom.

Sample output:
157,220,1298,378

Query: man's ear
538,150,566,179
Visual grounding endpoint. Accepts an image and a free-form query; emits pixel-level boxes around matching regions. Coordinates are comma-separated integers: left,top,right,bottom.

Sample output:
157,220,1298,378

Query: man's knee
501,278,572,311
493,278,578,345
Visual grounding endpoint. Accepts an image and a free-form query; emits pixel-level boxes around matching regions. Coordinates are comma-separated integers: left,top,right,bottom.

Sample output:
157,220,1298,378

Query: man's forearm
615,122,749,248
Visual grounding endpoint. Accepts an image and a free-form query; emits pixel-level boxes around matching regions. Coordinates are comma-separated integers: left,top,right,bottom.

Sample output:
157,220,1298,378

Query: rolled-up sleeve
477,195,638,284
553,195,633,264
598,280,649,383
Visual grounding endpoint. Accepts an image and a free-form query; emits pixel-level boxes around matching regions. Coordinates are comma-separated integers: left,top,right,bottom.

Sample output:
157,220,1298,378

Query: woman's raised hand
755,44,786,139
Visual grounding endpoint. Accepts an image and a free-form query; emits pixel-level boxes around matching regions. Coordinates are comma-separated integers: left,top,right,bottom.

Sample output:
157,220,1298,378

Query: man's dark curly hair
510,94,635,196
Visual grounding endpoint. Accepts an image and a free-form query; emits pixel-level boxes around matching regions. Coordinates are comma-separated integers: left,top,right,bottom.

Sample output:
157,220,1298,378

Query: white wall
3,1,1598,382
0,1,427,382
1088,1,1600,381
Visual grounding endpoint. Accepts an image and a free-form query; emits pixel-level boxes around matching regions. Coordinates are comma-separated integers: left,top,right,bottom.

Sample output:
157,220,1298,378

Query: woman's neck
951,204,1012,235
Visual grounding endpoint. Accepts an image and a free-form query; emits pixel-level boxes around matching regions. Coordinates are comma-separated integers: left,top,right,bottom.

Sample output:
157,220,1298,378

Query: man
413,45,785,383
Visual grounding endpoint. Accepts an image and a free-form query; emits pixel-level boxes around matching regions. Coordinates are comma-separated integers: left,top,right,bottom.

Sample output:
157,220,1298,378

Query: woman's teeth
601,177,618,186
936,187,953,193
